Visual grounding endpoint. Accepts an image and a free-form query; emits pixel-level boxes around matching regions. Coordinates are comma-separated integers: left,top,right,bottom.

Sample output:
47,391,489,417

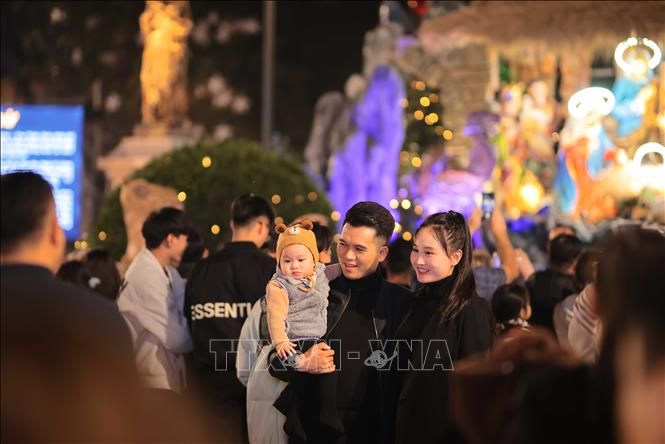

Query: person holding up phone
468,204,520,302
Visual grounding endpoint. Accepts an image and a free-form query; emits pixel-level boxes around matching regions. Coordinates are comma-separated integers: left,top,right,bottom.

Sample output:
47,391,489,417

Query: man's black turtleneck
327,268,383,439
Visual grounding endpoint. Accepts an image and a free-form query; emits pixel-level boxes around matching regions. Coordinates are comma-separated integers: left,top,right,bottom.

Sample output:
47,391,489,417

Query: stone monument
98,0,202,189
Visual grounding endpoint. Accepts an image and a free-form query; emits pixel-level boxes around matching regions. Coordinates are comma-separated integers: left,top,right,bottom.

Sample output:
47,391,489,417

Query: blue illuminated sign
1,105,84,240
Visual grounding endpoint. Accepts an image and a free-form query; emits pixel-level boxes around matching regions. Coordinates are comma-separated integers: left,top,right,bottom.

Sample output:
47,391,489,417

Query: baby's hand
276,341,298,359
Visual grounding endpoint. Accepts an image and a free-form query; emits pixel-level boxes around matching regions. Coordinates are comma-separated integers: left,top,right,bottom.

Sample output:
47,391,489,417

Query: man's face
167,234,188,267
336,224,388,280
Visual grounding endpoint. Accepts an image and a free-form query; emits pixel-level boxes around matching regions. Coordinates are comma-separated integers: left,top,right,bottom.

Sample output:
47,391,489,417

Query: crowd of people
1,170,663,443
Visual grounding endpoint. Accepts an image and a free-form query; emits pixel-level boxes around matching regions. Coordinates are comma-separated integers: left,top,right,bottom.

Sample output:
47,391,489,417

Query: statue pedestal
97,124,203,189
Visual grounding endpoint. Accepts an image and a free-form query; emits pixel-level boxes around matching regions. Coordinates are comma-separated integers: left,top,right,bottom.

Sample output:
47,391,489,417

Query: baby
265,219,344,438
266,219,329,359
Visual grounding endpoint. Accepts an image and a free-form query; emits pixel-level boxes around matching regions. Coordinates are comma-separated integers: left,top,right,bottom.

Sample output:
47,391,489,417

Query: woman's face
411,226,462,284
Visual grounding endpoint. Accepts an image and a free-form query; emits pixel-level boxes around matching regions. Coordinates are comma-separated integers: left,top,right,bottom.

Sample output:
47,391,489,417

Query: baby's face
280,244,315,279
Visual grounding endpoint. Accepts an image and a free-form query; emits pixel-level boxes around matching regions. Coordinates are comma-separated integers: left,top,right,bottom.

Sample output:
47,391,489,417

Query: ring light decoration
614,37,662,75
567,87,616,119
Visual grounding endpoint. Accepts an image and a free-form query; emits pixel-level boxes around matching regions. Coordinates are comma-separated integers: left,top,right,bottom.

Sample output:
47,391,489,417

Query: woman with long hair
386,211,495,443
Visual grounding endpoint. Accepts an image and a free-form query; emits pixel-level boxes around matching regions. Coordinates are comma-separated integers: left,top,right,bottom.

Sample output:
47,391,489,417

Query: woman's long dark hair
416,211,476,321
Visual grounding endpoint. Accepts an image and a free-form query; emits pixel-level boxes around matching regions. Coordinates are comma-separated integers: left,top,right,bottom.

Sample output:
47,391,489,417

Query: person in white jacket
118,207,193,393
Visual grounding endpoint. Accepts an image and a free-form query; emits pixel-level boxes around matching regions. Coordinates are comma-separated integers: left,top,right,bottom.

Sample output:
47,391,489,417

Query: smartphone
481,192,495,221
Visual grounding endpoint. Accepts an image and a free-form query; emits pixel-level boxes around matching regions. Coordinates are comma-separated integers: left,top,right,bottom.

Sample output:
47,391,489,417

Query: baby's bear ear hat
275,219,319,264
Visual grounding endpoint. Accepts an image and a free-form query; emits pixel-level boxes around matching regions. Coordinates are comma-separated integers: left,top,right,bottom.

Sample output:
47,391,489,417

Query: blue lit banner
1,105,84,240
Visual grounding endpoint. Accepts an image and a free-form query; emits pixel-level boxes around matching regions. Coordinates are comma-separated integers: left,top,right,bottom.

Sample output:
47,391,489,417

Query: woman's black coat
387,280,495,444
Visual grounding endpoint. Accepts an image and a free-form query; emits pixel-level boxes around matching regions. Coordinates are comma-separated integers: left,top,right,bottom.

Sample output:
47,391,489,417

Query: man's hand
295,342,335,374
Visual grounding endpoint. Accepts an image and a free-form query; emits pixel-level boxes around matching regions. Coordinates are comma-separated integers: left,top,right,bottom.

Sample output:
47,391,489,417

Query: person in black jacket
268,201,412,443
386,211,495,444
526,233,582,332
0,172,140,441
185,193,276,441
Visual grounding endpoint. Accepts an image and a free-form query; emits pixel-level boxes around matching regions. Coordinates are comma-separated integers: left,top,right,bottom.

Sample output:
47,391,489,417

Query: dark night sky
1,1,382,154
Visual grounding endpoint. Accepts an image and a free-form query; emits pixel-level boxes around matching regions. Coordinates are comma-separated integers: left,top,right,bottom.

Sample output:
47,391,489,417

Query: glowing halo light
631,142,665,192
567,87,615,119
614,37,662,75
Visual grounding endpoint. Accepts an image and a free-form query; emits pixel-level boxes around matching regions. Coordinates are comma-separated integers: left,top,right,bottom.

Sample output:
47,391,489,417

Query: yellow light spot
389,199,399,209
413,110,424,120
74,240,81,249
442,130,453,140
211,224,221,235
415,80,426,91
307,191,318,201
98,231,107,241
177,191,187,202
414,205,424,215
399,98,409,108
330,211,341,222
429,93,439,103
80,240,88,250
295,194,304,204
271,194,281,205
426,113,439,124
402,232,413,241
201,155,212,168
419,97,431,107
411,157,422,168
401,199,412,210
274,217,284,225
434,126,443,135
394,222,402,233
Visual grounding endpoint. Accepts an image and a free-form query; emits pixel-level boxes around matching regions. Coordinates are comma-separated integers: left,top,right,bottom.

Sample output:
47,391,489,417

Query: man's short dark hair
1,172,54,254
549,234,583,269
312,222,333,253
141,207,192,249
343,202,395,244
491,283,530,323
385,238,412,275
231,194,275,228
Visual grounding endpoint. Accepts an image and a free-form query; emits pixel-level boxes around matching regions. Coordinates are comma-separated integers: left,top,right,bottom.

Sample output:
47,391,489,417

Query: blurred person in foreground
1,172,207,442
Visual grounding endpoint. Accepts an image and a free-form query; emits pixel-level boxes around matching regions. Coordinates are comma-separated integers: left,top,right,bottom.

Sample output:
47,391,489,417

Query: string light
401,199,412,210
210,224,221,235
177,191,187,202
402,232,412,241
411,157,422,168
394,222,402,233
98,231,107,241
414,205,424,215
414,110,424,120
419,97,431,107
271,194,281,204
201,156,212,168
415,81,426,91
442,130,453,140
389,199,399,209
307,191,318,201
274,217,284,225
330,211,341,222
